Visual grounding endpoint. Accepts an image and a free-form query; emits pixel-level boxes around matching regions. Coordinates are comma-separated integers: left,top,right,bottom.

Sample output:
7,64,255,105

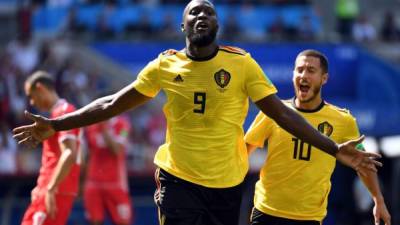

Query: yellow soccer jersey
245,99,360,221
132,46,277,188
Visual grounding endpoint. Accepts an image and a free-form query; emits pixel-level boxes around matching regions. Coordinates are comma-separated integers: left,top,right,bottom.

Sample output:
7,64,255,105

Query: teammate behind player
84,114,133,225
14,1,382,225
245,49,391,225
21,71,81,225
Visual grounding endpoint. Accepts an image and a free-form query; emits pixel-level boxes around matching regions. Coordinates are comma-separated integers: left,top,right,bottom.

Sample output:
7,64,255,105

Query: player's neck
47,93,60,112
185,41,218,60
294,96,323,111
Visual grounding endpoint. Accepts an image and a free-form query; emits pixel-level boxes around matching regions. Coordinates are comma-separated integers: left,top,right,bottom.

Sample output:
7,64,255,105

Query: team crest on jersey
214,69,231,90
318,121,333,137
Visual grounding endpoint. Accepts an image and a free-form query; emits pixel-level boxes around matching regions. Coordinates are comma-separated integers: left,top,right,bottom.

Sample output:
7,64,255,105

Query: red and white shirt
35,99,81,196
85,115,131,190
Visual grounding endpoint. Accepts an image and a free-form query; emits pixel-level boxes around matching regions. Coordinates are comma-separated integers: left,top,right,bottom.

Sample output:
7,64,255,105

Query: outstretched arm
255,94,381,174
52,86,150,131
358,170,391,225
256,94,338,156
13,86,151,147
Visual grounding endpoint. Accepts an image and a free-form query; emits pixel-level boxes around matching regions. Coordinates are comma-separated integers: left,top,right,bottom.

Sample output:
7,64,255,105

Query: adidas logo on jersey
173,74,184,82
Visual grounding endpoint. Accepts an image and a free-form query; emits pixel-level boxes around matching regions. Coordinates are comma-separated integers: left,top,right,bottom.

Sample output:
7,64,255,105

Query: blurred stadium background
0,0,399,224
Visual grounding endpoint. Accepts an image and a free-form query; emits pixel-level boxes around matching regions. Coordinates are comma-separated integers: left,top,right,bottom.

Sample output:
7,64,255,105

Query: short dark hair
25,70,55,91
296,49,328,74
183,0,216,18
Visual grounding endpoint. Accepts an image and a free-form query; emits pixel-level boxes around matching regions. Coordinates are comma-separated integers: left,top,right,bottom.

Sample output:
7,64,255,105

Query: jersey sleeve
131,56,161,97
244,111,274,148
341,113,360,143
244,54,277,102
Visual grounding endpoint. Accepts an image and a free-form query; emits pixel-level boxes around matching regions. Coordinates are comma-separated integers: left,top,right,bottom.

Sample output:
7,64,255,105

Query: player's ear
35,82,43,90
322,73,328,85
180,23,185,32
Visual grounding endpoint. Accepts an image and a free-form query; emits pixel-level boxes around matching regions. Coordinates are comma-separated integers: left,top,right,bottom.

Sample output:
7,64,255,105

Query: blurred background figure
335,0,359,41
380,11,400,42
0,123,17,174
352,15,377,43
20,71,81,225
83,114,133,225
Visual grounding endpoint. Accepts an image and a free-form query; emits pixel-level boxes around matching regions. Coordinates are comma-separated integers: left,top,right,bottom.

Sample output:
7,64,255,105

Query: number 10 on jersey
292,138,312,161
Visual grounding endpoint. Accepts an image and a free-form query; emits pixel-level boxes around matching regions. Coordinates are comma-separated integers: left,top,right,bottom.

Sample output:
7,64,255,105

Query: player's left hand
336,135,382,176
13,111,55,149
373,199,391,225
45,188,57,219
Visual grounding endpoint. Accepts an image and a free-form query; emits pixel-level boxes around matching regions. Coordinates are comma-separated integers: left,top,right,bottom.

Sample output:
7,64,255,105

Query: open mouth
299,84,310,93
195,22,209,31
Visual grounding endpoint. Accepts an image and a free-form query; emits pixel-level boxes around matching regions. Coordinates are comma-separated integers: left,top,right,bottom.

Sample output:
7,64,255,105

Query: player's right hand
12,111,55,149
336,135,382,176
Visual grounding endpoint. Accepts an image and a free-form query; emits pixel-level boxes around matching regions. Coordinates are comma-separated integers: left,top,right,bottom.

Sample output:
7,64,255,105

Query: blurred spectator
0,53,26,127
352,15,377,42
86,66,108,97
335,0,359,41
6,35,39,76
62,7,88,39
270,0,310,5
158,13,180,41
222,11,241,42
297,15,316,42
267,15,292,41
380,11,400,42
0,124,18,174
136,0,159,7
0,64,11,125
16,1,32,38
125,12,154,39
95,1,117,40
47,0,74,8
36,40,60,75
59,58,91,107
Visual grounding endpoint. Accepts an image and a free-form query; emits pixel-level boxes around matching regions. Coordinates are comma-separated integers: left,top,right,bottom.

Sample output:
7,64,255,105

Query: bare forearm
274,107,337,156
51,87,151,131
52,96,119,131
256,95,338,156
359,171,384,202
47,149,75,191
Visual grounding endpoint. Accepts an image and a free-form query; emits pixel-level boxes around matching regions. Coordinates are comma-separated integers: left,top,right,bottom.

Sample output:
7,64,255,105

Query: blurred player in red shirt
84,114,133,225
21,71,81,225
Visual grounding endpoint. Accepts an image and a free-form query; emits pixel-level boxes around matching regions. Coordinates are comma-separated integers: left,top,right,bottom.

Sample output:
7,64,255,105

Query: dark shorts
154,168,244,225
250,208,321,225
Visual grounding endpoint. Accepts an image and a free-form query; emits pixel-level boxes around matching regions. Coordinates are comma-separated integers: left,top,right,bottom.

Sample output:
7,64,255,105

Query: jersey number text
193,92,206,114
292,138,312,161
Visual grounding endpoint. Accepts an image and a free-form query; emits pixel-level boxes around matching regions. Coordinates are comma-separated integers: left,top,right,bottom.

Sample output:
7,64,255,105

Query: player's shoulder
53,99,76,116
219,45,247,56
324,101,354,118
160,49,179,57
282,99,292,105
281,99,295,109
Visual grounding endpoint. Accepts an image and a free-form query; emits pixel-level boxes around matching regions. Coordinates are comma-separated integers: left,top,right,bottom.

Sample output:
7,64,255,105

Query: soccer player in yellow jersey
13,1,381,225
245,49,391,225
